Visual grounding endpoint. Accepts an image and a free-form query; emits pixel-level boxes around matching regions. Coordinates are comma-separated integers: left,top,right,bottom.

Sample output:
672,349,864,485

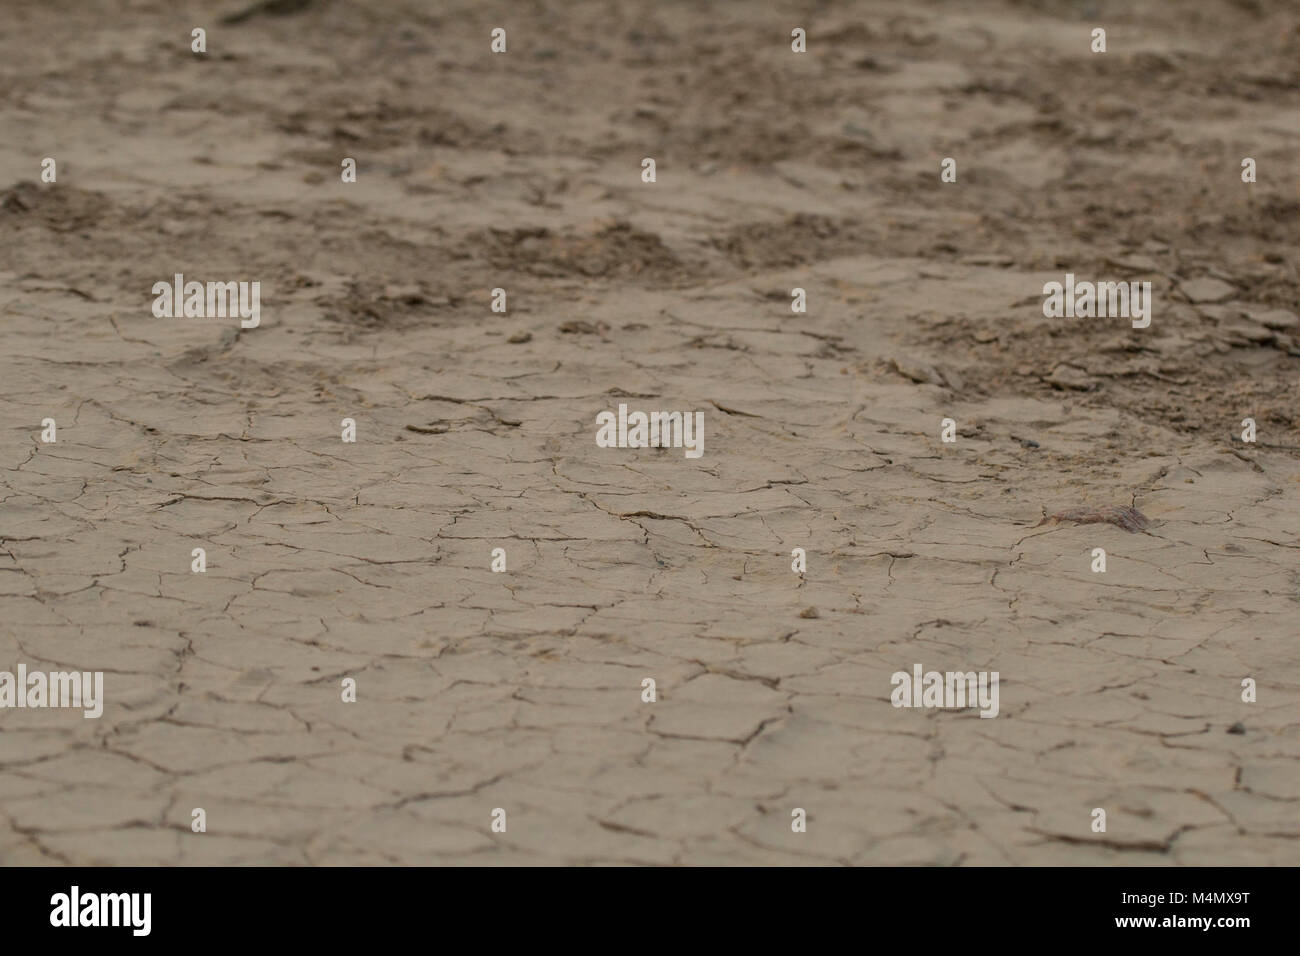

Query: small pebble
1180,277,1236,304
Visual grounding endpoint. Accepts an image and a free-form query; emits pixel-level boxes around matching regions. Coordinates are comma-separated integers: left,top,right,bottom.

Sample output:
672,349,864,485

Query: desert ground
0,0,1298,865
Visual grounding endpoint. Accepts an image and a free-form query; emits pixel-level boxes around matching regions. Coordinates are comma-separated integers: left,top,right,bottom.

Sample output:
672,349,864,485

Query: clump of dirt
0,181,112,234
713,214,873,271
1035,506,1152,534
469,222,695,284
318,278,460,331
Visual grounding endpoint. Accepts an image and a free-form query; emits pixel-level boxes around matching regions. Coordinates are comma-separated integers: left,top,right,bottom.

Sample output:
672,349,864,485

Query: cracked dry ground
1,0,1299,865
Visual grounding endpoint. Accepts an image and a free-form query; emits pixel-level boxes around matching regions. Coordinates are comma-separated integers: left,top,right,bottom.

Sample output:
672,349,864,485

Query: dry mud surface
1,0,1298,865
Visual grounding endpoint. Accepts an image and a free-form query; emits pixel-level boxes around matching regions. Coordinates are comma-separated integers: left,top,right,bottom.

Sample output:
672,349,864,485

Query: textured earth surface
0,0,1297,865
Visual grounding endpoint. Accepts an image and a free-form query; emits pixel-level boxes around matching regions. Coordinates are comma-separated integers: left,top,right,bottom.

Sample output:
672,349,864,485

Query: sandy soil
1,0,1298,865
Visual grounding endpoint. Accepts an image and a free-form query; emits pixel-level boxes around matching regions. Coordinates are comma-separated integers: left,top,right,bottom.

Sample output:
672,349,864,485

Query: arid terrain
0,0,1298,864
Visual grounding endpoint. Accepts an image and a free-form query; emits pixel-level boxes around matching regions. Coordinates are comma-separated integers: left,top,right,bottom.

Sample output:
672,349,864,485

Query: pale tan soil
0,0,1298,865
